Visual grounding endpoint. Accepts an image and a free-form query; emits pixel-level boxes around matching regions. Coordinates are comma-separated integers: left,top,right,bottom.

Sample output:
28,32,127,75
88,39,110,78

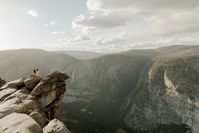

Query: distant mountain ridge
55,50,104,60
0,49,78,81
0,45,198,133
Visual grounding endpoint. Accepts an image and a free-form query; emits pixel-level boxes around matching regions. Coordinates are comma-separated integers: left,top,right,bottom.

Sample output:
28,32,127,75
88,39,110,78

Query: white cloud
87,0,103,11
44,24,49,27
73,0,199,37
72,15,98,34
44,21,57,27
50,21,56,26
51,31,58,35
94,32,127,45
67,35,90,43
57,38,62,42
93,29,199,49
69,0,199,51
51,31,66,35
26,9,38,17
60,31,66,34
72,11,131,34
87,0,199,12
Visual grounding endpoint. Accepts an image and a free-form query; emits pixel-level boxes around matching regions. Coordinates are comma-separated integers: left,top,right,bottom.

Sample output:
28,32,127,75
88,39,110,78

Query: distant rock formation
0,46,197,133
0,71,71,133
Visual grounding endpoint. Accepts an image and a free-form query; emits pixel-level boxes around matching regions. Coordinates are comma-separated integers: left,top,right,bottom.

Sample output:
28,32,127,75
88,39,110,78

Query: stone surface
0,113,42,133
29,109,47,128
0,71,70,133
48,71,69,81
123,53,199,133
0,97,21,118
38,89,57,108
16,100,37,114
0,88,17,101
43,119,71,133
0,78,6,87
24,76,42,89
31,78,55,96
1,77,25,90
115,129,126,133
3,87,30,102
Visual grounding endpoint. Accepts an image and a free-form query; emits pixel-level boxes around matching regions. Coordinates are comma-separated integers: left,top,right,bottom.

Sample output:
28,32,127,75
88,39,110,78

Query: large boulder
31,78,56,96
31,72,68,97
43,119,71,133
0,78,6,87
3,87,30,102
115,129,126,133
16,99,38,114
29,109,47,128
37,89,57,108
24,76,42,90
0,77,25,90
0,97,21,119
47,71,69,82
0,112,42,133
0,71,70,132
0,88,17,101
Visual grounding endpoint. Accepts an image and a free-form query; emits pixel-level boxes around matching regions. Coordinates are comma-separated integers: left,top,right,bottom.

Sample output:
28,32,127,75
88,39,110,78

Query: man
30,69,37,78
36,69,40,76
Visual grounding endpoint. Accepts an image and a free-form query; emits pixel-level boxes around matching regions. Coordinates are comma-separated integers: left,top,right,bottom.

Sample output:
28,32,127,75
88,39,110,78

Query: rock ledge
0,71,71,133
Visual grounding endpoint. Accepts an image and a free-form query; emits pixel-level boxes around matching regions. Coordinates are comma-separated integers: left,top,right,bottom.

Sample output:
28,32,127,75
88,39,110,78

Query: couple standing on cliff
30,69,40,78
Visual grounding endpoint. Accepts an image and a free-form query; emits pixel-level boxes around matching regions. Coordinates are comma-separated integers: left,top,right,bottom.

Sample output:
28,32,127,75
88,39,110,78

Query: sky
0,0,199,52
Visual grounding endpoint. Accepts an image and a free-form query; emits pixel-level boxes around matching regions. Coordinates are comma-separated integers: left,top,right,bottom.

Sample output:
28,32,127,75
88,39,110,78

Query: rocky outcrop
123,54,198,132
0,113,42,133
43,119,72,133
0,71,71,133
0,46,197,133
0,78,6,87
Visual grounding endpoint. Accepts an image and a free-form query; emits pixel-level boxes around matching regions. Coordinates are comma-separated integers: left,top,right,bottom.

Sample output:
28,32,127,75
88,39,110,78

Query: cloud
73,0,199,37
60,31,66,34
44,21,57,27
94,32,127,45
51,31,58,35
67,35,90,43
72,11,131,34
93,29,199,49
145,7,199,37
51,31,66,35
26,9,38,17
69,0,199,51
87,0,199,12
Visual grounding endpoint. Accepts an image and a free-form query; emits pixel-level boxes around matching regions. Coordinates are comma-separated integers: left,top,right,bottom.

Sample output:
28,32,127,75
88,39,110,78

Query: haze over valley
0,0,199,133
0,45,198,133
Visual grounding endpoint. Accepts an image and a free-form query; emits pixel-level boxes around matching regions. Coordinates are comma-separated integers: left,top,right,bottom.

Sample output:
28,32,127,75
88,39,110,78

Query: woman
30,69,37,78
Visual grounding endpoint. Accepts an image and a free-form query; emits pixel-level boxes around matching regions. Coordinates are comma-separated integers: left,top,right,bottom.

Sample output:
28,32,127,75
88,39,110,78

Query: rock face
122,47,199,133
0,78,6,87
0,46,198,133
0,71,71,133
61,46,196,133
43,119,72,133
0,113,42,133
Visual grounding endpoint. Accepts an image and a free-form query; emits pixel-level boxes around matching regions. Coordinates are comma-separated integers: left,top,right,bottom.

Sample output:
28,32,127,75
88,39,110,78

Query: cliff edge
0,71,71,133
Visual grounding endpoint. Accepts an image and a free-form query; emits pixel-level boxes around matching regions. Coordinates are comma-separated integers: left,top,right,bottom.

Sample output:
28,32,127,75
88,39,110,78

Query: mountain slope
0,45,198,133
0,49,78,81
55,50,104,60
62,53,154,133
123,46,199,132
